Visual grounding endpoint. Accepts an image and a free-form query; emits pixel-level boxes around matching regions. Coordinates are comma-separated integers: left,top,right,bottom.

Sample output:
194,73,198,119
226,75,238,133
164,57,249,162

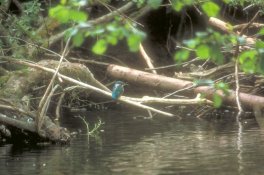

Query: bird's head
114,81,127,86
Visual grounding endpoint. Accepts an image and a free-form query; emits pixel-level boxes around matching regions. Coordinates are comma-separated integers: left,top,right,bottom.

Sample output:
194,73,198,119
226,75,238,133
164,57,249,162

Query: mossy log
0,59,110,143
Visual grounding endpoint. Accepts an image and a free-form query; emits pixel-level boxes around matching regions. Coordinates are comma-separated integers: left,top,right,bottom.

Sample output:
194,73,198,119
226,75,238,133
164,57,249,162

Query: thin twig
234,11,260,115
48,2,135,46
235,59,243,115
37,37,71,131
139,43,157,74
5,58,175,117
55,92,65,121
75,115,103,135
145,57,199,71
38,84,60,130
75,115,90,135
239,11,260,35
79,2,134,29
131,94,213,105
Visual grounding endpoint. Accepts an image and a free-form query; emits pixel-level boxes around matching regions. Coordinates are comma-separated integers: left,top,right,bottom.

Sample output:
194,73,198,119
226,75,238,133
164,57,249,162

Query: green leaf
147,0,162,9
172,0,184,11
60,0,66,5
213,94,222,108
239,50,257,73
239,50,257,63
92,39,107,55
215,82,229,95
210,45,224,64
258,28,264,36
106,35,118,45
49,5,87,23
68,10,88,22
133,0,145,7
202,2,220,17
183,39,199,48
241,60,255,73
72,32,84,47
127,34,142,52
256,40,264,49
174,50,190,62
49,5,70,23
196,44,210,59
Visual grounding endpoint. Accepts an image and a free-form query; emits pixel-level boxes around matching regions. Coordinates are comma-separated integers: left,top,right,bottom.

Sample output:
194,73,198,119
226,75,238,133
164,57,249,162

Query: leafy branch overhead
47,0,264,109
48,0,224,55
49,1,146,54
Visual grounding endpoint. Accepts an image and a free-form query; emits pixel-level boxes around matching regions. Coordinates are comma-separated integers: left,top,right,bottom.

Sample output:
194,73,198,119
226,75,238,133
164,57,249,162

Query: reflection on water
0,110,264,175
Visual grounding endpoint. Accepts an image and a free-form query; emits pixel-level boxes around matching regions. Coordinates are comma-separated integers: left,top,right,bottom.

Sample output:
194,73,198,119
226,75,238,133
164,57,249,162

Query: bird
111,81,126,100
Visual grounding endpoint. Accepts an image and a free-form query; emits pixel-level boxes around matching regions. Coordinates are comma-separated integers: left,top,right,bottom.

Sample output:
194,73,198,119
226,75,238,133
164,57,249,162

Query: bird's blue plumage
112,81,125,100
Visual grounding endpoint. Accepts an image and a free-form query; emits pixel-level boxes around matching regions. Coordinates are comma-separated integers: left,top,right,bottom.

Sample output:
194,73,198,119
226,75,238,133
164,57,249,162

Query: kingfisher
112,81,126,100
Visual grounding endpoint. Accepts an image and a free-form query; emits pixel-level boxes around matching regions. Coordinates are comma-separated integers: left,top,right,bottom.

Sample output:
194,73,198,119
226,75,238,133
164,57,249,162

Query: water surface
0,110,264,175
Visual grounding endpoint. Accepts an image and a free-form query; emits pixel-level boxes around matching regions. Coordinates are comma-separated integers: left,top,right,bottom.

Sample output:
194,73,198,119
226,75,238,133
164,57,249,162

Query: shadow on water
1,109,264,175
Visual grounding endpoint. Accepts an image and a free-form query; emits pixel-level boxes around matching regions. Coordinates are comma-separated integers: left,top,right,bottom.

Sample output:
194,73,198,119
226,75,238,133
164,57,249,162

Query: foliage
174,24,264,76
175,29,237,64
0,0,42,59
213,82,230,108
171,0,264,75
238,40,264,74
49,5,88,23
49,1,146,54
89,19,146,54
47,0,264,108
201,1,220,17
48,0,224,55
194,79,229,108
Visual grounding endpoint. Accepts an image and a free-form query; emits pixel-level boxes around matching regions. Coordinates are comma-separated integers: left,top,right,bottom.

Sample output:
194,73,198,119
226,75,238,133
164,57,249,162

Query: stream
0,109,264,175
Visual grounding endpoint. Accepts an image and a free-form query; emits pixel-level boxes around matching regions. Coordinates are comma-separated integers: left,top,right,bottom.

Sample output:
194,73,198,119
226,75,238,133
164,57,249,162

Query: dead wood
0,103,70,143
107,64,264,109
37,37,70,133
0,58,111,143
233,23,264,30
139,43,157,74
5,58,176,117
107,64,193,91
175,62,234,80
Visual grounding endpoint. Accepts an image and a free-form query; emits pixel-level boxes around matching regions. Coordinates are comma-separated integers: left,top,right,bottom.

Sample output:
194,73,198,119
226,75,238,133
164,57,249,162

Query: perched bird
112,81,126,100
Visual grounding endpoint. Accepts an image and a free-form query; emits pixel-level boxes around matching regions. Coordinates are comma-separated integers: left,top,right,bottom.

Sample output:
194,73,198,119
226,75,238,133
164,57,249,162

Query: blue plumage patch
112,81,125,100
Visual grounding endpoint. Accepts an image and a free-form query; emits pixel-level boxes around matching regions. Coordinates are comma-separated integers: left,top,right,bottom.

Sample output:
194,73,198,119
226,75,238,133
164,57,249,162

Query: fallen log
107,64,264,109
107,64,193,91
0,112,70,143
0,100,71,143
